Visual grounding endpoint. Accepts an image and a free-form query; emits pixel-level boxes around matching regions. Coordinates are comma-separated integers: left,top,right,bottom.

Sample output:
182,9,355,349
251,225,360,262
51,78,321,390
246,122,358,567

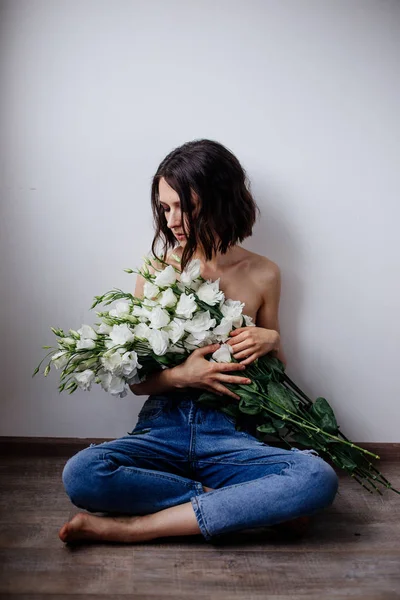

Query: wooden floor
0,445,399,599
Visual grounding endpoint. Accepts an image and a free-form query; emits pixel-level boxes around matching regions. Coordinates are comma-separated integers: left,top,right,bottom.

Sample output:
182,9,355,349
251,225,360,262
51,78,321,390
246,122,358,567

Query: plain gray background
1,0,399,440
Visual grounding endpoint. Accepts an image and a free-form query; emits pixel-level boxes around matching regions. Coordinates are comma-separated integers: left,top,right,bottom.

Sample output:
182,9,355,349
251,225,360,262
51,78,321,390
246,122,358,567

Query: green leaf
267,381,297,415
308,397,338,434
291,432,314,447
260,355,286,376
238,389,262,415
196,391,221,410
272,418,286,430
253,374,271,387
337,452,358,472
220,404,240,420
257,422,276,434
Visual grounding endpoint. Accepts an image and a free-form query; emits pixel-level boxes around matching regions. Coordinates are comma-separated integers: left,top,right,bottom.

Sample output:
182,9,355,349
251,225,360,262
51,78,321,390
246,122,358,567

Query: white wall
1,0,399,441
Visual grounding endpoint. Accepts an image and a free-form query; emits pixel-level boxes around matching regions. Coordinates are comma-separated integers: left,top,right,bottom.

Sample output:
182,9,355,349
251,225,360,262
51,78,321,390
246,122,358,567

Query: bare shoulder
237,247,280,287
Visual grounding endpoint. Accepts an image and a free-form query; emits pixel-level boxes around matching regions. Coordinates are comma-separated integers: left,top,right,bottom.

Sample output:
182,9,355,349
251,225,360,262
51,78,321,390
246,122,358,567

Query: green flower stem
32,348,58,376
351,475,375,494
245,387,380,459
143,255,182,274
282,374,313,406
282,379,391,484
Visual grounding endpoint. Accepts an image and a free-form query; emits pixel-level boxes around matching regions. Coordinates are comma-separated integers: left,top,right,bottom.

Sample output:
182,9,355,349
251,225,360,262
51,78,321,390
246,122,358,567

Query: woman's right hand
173,343,252,401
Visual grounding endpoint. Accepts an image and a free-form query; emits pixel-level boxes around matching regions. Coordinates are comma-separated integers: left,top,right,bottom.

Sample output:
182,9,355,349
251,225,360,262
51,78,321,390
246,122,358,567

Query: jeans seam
196,459,292,467
102,455,198,488
195,464,292,500
191,495,212,541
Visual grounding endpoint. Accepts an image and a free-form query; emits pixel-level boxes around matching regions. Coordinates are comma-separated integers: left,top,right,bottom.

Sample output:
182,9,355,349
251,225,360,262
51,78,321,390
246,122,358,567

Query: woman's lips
175,233,186,239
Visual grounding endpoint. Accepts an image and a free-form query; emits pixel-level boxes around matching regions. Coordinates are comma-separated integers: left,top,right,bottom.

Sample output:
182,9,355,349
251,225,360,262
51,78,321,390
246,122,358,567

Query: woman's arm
227,259,287,367
129,366,184,396
255,260,287,367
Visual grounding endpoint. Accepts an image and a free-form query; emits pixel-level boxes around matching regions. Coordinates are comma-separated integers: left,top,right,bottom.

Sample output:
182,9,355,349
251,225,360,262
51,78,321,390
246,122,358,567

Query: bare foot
58,512,148,544
203,486,215,492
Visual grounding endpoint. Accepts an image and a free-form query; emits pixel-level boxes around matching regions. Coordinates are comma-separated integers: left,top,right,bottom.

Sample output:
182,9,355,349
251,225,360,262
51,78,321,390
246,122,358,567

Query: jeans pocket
136,395,169,424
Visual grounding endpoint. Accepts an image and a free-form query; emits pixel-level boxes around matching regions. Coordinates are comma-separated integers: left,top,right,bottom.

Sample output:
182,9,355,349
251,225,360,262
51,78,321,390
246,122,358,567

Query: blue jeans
62,390,339,542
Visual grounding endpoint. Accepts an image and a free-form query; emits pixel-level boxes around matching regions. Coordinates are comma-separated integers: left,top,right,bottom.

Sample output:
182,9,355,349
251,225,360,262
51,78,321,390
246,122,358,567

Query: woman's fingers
212,383,241,401
216,362,246,372
228,340,252,354
215,373,251,385
232,348,255,360
238,352,259,366
196,343,221,356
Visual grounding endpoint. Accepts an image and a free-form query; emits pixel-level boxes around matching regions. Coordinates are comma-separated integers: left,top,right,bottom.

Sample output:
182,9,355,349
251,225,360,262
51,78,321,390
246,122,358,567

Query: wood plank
0,547,399,597
0,446,399,599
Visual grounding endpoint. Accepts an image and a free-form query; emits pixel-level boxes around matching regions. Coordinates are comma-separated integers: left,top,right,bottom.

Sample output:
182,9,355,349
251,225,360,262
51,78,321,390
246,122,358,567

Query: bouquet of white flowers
33,255,399,496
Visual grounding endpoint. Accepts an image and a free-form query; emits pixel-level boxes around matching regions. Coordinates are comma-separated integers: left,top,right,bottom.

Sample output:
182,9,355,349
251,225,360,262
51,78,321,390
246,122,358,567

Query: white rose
143,281,160,300
73,369,95,391
180,259,201,286
244,314,256,327
121,350,142,378
97,370,111,391
168,344,186,354
154,265,177,287
109,323,135,346
101,348,125,374
175,292,197,318
97,323,113,334
211,343,233,363
109,376,127,397
51,350,69,370
105,339,117,350
159,288,177,308
212,317,233,342
59,337,76,349
147,328,170,355
184,310,216,334
165,318,186,344
189,329,216,344
149,306,170,329
77,324,97,340
76,338,96,350
97,371,127,397
143,298,158,307
109,301,131,318
220,299,245,328
132,305,153,320
184,336,201,351
126,371,142,385
133,322,151,339
184,332,215,349
196,279,225,306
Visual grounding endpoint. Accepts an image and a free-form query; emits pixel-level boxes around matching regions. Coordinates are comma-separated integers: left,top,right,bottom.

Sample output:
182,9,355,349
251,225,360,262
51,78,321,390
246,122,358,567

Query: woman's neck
173,244,243,271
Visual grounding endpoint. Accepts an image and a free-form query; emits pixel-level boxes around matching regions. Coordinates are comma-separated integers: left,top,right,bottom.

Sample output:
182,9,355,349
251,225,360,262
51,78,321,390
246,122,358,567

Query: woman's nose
167,210,181,229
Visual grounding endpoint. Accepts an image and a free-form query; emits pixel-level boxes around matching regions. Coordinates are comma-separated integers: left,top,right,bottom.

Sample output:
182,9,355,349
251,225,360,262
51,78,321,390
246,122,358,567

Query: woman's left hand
226,326,280,366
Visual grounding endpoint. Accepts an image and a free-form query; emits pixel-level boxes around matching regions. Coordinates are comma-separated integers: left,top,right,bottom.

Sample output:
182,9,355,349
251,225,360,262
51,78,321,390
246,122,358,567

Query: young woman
59,139,339,544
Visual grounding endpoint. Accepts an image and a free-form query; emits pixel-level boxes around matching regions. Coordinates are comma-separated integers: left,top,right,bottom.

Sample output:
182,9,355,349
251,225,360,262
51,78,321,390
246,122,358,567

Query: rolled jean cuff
191,494,213,542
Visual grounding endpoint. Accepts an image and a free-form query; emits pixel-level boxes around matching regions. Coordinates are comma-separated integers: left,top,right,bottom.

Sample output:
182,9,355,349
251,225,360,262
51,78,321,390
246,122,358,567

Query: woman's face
158,177,198,245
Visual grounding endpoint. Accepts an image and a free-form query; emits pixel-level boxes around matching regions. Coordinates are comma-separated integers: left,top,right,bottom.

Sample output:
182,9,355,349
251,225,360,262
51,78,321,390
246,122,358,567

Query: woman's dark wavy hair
150,139,260,272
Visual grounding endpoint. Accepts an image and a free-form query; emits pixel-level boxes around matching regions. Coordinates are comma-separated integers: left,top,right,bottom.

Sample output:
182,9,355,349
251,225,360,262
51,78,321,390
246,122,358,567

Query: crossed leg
58,485,214,543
